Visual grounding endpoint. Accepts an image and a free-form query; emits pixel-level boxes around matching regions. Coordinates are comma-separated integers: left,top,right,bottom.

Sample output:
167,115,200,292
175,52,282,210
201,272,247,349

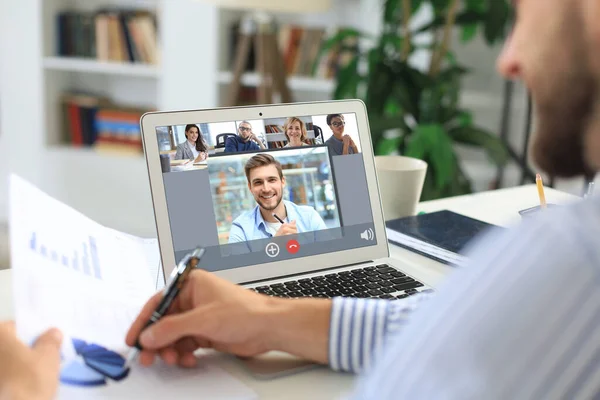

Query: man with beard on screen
228,153,327,243
2,1,599,399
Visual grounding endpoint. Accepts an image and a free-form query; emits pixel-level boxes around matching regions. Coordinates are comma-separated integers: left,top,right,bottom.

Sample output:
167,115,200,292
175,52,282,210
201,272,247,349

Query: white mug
374,156,428,221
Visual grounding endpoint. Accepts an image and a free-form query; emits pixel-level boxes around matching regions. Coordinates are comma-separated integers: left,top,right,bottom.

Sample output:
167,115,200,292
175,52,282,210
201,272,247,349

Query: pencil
585,182,595,199
272,213,285,224
536,173,547,208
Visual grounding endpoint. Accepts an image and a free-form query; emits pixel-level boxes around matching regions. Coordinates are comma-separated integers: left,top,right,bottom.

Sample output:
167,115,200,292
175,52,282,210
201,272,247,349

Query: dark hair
185,124,207,152
326,114,344,126
244,153,283,182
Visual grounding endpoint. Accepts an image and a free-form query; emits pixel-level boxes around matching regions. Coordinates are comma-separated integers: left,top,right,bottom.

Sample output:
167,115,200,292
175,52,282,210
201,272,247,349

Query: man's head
498,0,600,177
244,154,286,212
238,121,253,141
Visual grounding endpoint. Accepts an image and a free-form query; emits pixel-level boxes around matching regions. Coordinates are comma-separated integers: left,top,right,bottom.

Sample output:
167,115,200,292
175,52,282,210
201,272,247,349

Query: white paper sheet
9,174,256,400
386,228,468,266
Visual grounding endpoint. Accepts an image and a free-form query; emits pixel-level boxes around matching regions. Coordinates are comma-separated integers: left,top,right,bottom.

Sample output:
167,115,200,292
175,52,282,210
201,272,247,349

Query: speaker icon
360,228,374,241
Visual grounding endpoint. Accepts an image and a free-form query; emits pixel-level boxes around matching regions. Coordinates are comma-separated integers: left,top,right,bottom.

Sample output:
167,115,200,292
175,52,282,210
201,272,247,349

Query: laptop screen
154,112,377,272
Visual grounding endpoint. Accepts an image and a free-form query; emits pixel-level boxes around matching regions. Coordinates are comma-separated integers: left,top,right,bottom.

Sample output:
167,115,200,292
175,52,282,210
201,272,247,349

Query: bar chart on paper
29,231,103,280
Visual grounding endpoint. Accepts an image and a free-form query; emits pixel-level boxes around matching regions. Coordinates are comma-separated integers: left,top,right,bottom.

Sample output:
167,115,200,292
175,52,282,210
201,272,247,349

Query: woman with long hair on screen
174,124,208,162
283,117,309,148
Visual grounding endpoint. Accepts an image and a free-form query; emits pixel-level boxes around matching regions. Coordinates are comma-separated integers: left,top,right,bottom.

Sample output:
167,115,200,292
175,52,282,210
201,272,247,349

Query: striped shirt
329,197,600,399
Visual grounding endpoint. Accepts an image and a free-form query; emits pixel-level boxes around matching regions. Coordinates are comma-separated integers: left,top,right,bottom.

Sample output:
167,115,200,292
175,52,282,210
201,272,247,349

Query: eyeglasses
331,121,345,128
239,126,251,132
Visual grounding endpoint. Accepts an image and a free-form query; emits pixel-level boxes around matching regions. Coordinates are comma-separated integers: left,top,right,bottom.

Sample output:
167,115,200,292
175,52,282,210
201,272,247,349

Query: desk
0,184,580,399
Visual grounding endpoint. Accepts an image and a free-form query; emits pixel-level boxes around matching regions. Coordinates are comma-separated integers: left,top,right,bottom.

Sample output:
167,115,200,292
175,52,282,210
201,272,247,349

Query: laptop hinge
241,260,376,286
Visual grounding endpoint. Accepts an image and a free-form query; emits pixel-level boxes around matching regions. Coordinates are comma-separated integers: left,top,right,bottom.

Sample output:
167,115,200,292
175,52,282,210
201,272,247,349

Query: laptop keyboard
249,264,433,300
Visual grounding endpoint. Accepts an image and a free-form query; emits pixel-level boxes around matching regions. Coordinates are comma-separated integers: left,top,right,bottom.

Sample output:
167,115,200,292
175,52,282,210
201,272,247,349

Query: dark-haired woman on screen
175,124,208,162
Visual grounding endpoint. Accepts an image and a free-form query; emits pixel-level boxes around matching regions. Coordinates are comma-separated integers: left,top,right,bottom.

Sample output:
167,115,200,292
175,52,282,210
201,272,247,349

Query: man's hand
249,134,266,149
275,220,298,237
0,322,63,400
126,270,331,368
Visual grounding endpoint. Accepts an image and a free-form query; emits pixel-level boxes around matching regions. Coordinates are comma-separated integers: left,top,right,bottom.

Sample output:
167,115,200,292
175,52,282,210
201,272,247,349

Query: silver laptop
140,100,433,301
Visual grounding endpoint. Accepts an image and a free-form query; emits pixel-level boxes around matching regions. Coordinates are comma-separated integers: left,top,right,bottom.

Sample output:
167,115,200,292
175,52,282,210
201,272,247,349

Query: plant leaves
312,28,365,75
370,114,410,133
414,10,484,33
484,0,510,44
333,56,361,99
461,24,477,42
376,136,403,155
449,125,509,166
405,124,456,190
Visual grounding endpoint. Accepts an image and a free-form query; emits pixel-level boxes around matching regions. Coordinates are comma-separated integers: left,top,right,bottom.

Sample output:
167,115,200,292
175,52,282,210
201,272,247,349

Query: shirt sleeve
310,209,328,231
348,202,600,400
228,221,246,243
328,293,433,373
174,144,184,160
224,137,236,153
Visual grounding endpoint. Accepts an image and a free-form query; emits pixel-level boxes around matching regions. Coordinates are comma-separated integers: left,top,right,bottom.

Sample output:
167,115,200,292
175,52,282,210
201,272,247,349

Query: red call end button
286,240,300,254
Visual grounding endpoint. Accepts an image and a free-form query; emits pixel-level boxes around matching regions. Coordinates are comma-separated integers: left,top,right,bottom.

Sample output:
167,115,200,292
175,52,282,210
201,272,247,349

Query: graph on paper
60,338,130,387
29,232,102,280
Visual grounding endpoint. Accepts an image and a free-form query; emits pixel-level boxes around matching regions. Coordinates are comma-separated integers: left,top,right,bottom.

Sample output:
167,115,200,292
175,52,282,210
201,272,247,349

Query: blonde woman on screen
283,117,308,148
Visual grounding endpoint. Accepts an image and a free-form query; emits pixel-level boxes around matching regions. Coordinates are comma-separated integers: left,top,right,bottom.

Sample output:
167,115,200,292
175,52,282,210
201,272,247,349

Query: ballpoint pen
124,246,205,367
272,213,285,224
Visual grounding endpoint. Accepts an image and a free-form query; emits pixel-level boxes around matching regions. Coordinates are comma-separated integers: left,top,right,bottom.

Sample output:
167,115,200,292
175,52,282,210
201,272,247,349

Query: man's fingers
126,291,164,346
139,308,207,350
33,328,63,369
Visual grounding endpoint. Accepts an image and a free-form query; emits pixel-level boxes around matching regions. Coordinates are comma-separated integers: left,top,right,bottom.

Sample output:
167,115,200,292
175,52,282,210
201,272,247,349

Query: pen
124,247,205,367
272,213,285,224
536,174,547,209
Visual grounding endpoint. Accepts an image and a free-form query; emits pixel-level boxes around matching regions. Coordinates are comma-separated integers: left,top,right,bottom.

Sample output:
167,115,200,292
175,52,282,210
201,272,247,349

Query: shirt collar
253,201,295,230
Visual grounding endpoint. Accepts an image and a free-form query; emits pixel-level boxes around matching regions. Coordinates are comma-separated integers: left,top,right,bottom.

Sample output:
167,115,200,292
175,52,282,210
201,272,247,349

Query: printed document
9,174,256,399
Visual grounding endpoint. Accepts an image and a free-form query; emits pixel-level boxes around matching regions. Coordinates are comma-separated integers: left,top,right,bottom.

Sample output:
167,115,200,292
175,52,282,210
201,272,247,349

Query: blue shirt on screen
228,200,327,243
225,135,260,153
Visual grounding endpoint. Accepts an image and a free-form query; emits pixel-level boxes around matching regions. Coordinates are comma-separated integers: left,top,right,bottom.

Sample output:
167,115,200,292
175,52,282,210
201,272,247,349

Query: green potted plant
318,0,514,200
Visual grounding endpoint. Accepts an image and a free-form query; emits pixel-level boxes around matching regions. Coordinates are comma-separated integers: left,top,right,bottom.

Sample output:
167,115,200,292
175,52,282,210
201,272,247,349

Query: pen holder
518,204,560,219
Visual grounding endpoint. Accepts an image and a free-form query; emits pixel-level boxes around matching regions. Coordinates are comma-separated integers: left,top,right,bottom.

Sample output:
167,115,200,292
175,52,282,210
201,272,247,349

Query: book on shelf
61,92,153,156
56,8,159,64
229,20,358,80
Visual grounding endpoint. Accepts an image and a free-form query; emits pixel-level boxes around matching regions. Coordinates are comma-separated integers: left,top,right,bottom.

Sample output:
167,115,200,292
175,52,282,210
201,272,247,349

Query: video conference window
155,113,374,271
208,147,341,245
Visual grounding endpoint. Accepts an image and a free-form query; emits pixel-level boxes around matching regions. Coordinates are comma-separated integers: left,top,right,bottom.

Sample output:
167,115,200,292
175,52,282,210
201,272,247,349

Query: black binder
385,210,499,265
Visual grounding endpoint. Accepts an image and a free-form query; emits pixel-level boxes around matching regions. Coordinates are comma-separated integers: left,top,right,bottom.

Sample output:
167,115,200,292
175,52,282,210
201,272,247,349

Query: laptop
140,99,433,302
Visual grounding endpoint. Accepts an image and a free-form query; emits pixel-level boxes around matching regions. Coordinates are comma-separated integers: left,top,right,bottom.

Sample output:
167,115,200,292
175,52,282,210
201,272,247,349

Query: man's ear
281,176,286,187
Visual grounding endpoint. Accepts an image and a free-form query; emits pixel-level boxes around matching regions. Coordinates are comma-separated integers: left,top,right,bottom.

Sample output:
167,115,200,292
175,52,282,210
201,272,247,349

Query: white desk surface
0,184,580,399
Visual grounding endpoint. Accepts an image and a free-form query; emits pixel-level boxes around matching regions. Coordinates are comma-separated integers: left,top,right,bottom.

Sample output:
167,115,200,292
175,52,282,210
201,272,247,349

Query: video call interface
155,112,377,272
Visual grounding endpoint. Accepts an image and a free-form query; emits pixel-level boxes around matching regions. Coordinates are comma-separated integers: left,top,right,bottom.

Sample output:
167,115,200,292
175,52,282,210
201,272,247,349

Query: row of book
61,93,152,156
230,21,358,79
57,9,159,64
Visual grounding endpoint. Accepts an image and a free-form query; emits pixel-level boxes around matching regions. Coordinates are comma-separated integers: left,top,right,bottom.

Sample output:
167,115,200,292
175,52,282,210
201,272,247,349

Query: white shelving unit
43,56,161,78
0,0,378,236
217,71,335,93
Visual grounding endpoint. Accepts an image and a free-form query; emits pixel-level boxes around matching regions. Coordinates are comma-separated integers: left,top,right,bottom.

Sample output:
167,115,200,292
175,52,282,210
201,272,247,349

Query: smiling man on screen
228,153,327,243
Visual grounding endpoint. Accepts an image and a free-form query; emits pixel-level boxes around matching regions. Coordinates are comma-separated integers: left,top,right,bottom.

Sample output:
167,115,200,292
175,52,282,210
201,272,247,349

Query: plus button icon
265,243,280,258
